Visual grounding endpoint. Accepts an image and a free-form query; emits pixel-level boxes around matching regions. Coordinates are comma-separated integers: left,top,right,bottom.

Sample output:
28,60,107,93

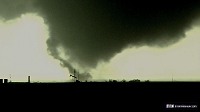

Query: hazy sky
0,0,200,82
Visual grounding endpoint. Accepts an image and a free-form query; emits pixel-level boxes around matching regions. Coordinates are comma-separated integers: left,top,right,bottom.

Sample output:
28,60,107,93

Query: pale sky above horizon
0,14,69,82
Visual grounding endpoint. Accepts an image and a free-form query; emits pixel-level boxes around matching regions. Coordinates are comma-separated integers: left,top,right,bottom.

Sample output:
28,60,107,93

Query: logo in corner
166,104,174,108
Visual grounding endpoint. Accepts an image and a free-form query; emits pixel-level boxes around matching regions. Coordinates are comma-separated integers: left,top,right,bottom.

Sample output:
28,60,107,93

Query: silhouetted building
0,79,3,83
4,79,8,83
28,76,30,83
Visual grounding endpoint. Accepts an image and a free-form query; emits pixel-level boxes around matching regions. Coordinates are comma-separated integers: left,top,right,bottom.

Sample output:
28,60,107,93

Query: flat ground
0,82,199,111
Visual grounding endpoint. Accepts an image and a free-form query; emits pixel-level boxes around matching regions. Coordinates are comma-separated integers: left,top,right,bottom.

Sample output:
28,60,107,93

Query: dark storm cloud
0,0,37,20
36,0,200,69
1,0,200,80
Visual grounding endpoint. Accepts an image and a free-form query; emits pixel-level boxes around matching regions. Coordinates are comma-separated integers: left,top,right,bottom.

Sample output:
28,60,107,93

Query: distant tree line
106,79,150,82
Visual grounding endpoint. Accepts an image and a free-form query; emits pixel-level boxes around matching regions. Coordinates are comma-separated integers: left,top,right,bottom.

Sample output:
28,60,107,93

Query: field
0,82,199,111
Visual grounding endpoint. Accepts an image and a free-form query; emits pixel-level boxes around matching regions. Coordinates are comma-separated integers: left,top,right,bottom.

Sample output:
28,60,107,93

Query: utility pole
70,69,77,82
69,69,80,82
